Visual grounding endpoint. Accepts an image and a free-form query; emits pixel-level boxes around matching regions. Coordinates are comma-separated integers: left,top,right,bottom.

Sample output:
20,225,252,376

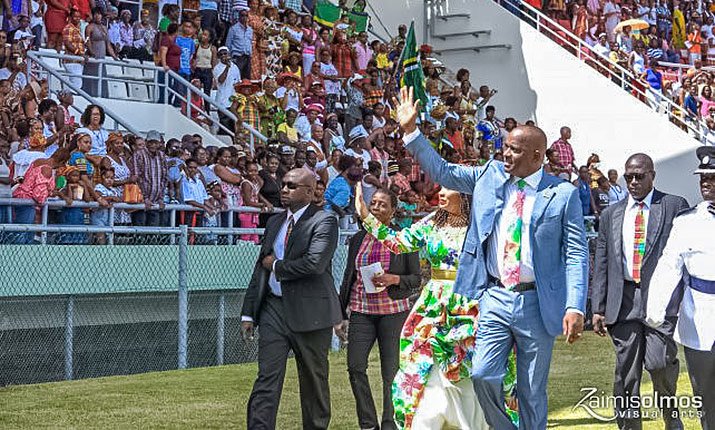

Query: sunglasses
623,172,651,182
282,181,310,190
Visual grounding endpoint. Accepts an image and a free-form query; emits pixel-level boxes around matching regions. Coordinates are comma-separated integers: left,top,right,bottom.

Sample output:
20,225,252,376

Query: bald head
281,168,317,211
503,126,548,178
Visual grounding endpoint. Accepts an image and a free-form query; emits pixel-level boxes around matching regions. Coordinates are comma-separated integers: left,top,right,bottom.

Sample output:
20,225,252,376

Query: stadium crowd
0,0,620,242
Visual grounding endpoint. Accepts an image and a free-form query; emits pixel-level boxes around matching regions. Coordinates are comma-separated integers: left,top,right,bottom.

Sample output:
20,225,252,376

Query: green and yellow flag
400,22,428,110
314,0,342,28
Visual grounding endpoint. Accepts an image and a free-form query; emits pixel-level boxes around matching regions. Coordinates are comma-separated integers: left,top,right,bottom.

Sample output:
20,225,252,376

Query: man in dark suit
241,168,342,430
592,153,689,430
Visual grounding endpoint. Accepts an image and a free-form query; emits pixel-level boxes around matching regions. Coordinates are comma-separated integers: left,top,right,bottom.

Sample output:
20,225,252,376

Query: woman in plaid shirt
338,187,422,430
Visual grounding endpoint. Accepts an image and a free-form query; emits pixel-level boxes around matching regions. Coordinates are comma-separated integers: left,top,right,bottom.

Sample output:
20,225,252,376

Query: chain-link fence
0,224,354,386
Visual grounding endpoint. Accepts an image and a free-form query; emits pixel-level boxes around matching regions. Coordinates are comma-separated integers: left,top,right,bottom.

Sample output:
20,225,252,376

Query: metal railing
423,0,705,142
0,198,291,245
26,51,142,135
495,0,706,141
0,223,356,385
27,50,268,150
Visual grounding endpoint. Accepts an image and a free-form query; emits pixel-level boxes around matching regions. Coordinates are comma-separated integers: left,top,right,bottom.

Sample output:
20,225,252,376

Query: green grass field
0,333,703,429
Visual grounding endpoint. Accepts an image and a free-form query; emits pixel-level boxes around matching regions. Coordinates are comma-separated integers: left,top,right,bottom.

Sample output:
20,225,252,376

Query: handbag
123,183,143,204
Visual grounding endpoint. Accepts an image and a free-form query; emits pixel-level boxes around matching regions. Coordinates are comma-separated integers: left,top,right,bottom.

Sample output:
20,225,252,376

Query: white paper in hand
360,262,385,293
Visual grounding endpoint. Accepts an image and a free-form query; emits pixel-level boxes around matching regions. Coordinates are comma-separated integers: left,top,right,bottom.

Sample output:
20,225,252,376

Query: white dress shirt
487,169,543,283
268,204,310,296
622,189,653,281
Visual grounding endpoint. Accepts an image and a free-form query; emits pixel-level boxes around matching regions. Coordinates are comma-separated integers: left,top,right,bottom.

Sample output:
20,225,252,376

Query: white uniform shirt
646,201,715,351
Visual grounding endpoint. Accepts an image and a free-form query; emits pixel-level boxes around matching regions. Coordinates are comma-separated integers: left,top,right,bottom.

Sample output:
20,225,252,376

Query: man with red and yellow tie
592,154,689,430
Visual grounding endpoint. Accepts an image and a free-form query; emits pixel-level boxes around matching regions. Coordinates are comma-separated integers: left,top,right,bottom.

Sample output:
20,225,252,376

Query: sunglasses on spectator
282,181,310,190
623,172,651,182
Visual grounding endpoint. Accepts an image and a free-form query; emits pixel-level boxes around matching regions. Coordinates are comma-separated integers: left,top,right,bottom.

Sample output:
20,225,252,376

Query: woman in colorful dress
355,183,518,430
247,0,266,80
262,6,283,78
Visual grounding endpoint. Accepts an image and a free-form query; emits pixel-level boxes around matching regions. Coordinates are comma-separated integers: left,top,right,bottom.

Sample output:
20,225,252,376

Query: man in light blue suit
395,88,588,429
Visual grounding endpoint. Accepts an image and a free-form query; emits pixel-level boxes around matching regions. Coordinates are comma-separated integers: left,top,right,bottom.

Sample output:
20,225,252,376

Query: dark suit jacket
591,189,689,325
339,229,421,320
240,204,343,332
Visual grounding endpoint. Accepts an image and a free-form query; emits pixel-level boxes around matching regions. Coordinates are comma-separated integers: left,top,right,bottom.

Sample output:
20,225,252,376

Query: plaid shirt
129,148,168,204
549,138,575,174
218,0,247,23
349,234,411,315
231,94,260,131
62,23,85,63
284,0,302,12
332,42,353,78
363,88,384,108
408,157,421,182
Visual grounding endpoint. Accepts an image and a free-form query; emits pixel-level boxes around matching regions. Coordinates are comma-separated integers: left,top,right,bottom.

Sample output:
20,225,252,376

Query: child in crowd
91,167,121,244
203,182,227,245
58,165,89,244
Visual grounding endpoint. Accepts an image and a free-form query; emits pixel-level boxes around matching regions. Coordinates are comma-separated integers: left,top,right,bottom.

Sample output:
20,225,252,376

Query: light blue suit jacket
405,133,589,336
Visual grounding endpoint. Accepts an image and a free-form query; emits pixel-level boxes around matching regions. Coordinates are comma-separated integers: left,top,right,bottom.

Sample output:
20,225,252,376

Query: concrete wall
378,0,703,203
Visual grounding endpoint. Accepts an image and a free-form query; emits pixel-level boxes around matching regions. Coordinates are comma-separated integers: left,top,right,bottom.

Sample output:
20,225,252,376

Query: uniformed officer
647,146,715,430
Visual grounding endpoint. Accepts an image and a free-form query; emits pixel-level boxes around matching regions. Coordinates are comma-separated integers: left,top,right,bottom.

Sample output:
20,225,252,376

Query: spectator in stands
444,116,464,155
277,108,299,147
198,0,219,35
257,152,281,226
105,132,134,225
703,117,715,145
294,104,321,143
549,125,576,180
84,7,119,97
353,31,372,72
642,62,664,111
276,72,303,112
213,146,243,209
130,9,155,62
79,104,109,156
57,165,90,244
607,168,628,204
230,79,261,136
0,135,10,224
592,176,611,216
0,51,28,91
174,20,196,84
115,10,135,58
256,78,282,139
332,29,353,78
159,23,183,107
240,161,271,243
324,112,345,153
193,29,217,112
700,85,715,119
225,8,253,81
320,49,341,114
12,147,70,243
603,0,621,43
179,158,209,229
574,165,596,216
45,0,71,50
129,130,168,226
345,128,370,170
192,146,218,185
158,4,180,33
213,46,241,134
391,158,412,197
324,154,361,216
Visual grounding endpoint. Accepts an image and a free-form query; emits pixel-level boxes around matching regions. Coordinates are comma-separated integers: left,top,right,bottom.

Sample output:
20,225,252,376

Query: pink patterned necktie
502,179,527,289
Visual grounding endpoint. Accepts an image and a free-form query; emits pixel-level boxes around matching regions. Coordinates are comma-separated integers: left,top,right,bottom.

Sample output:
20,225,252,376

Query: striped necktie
502,179,527,289
632,202,646,283
284,215,294,248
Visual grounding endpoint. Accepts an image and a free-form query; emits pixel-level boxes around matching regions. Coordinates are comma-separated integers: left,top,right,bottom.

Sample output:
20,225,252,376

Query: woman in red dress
44,0,71,50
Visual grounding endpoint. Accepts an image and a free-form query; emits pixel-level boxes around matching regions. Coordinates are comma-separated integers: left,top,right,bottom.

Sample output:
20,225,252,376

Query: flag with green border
314,0,342,28
400,22,428,110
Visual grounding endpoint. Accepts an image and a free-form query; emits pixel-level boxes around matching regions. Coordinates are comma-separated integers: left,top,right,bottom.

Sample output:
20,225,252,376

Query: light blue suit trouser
472,287,556,430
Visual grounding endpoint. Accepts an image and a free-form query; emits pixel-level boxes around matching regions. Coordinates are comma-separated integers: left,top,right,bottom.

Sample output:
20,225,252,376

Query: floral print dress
362,213,518,429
